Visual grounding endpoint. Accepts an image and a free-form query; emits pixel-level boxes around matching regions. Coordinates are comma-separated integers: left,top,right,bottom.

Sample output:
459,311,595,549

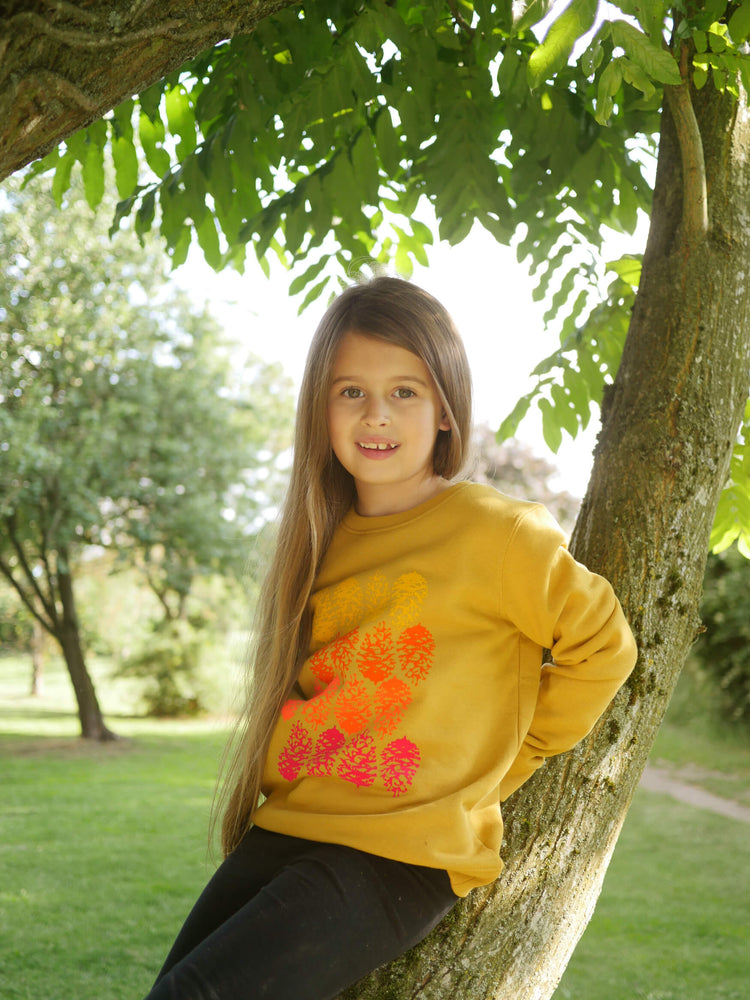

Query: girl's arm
498,507,638,801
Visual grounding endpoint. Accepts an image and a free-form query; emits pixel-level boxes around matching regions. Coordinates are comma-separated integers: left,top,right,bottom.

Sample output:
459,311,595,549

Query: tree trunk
0,0,299,182
336,85,750,1000
30,616,46,696
56,564,117,741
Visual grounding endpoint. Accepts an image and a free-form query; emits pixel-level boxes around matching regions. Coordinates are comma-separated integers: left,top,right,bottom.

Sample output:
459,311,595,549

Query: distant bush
0,588,33,651
693,546,750,728
117,618,207,717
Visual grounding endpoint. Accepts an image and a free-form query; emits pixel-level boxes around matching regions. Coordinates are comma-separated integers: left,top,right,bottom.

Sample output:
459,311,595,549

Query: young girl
143,277,637,1000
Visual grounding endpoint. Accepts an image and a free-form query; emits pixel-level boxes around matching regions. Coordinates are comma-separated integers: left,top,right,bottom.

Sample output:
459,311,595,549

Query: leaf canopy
20,0,750,552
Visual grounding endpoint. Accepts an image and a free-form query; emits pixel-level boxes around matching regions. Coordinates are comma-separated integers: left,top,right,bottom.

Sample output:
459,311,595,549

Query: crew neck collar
342,481,471,533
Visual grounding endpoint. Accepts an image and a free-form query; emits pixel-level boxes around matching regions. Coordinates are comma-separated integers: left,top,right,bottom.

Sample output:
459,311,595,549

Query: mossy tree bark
0,0,298,182
337,83,750,1000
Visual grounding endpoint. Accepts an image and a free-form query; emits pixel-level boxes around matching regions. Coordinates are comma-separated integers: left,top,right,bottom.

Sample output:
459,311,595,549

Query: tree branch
664,46,708,246
0,0,301,182
0,549,57,635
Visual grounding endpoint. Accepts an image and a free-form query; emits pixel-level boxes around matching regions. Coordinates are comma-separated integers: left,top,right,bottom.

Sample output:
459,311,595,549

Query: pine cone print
278,722,314,781
390,572,428,630
337,731,377,788
304,677,341,730
357,622,395,682
329,629,359,676
307,727,346,776
381,737,421,796
397,624,435,684
281,699,303,721
373,677,412,737
309,645,334,685
334,676,370,734
312,578,364,644
364,572,390,618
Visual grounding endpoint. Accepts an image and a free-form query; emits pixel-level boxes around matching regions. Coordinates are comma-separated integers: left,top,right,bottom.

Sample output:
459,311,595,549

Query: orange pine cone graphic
373,677,412,737
397,624,435,684
357,622,396,682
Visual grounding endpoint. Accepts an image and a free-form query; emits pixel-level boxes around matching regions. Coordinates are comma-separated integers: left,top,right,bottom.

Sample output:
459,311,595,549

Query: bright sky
181,221,644,499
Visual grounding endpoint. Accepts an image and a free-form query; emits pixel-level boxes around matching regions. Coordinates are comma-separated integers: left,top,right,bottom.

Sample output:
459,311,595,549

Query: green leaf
298,275,331,312
139,112,172,178
693,62,709,89
729,0,750,43
375,107,401,176
51,154,75,207
527,0,599,89
288,256,329,296
595,57,624,124
514,0,554,33
606,255,642,289
498,394,533,442
621,58,656,99
165,84,197,158
610,20,682,85
196,212,222,270
581,38,604,77
135,189,156,240
539,397,564,452
82,141,105,209
112,135,139,199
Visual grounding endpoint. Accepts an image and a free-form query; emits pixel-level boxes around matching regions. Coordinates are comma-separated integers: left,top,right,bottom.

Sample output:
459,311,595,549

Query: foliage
117,617,207,716
0,171,294,610
0,583,34,649
24,0,750,553
0,172,295,728
29,0,660,403
710,398,750,557
692,545,750,728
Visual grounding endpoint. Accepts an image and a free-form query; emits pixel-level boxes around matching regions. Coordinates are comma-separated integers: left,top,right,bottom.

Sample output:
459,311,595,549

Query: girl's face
327,331,451,517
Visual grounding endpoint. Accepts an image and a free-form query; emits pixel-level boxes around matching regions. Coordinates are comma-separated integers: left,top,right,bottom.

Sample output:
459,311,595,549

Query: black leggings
143,826,459,1000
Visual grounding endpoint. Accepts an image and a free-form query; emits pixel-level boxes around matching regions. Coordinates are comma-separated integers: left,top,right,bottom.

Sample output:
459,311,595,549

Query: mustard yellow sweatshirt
254,482,637,896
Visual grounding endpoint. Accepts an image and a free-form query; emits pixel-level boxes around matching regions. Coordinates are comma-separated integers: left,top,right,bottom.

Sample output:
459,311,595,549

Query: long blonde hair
217,276,473,856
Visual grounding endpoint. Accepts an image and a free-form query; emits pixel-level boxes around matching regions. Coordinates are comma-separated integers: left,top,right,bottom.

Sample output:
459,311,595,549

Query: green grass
1,653,749,999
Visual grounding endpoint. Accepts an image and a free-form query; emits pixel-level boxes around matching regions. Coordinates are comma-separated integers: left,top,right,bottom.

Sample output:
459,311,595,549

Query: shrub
693,546,750,728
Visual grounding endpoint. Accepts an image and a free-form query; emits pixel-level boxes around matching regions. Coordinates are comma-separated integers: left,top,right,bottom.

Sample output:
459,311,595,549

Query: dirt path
640,765,750,823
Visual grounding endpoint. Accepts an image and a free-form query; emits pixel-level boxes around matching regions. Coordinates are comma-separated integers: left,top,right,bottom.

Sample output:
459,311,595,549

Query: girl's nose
362,399,390,426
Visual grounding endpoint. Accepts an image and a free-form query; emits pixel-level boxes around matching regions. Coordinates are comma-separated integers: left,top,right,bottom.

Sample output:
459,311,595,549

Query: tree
4,2,750,997
470,425,580,533
0,174,295,739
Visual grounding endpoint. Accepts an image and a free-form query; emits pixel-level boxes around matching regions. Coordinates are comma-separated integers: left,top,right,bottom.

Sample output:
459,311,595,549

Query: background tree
3,2,750,997
470,425,581,533
0,174,295,739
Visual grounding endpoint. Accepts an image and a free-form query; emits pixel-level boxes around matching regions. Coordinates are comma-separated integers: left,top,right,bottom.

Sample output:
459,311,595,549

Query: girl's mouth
356,441,399,459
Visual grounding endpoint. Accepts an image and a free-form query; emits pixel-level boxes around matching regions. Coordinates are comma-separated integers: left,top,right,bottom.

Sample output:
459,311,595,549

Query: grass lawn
1,653,748,999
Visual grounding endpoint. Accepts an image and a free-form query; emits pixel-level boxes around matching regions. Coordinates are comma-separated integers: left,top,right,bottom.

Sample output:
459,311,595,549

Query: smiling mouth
358,442,398,450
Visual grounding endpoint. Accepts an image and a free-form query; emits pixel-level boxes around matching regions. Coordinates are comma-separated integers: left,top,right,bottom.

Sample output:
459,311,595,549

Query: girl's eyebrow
330,374,429,386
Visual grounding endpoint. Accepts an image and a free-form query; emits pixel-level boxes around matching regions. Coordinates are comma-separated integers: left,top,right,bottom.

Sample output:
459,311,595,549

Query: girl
143,277,637,1000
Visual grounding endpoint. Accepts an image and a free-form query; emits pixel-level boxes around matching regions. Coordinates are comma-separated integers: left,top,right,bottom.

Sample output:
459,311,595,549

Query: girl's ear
438,412,451,432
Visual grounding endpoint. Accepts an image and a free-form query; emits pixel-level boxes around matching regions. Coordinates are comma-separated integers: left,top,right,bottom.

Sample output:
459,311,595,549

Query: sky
178,220,644,499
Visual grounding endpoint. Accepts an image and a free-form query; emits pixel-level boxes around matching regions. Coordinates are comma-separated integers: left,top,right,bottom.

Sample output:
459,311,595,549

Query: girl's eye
341,387,364,399
394,387,416,399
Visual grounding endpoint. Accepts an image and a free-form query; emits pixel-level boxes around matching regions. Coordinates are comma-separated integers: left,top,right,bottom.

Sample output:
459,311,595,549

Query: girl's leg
144,830,458,1000
152,827,314,982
